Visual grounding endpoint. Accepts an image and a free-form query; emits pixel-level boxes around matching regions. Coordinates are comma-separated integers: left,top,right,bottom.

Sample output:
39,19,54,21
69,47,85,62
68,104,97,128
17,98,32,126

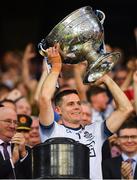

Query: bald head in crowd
15,97,32,115
0,99,16,111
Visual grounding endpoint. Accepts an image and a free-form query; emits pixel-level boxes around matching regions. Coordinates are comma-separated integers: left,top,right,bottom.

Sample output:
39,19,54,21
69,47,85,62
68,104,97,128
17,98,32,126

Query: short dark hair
54,89,79,106
86,85,106,102
0,99,15,105
0,104,4,107
0,83,11,91
117,116,137,136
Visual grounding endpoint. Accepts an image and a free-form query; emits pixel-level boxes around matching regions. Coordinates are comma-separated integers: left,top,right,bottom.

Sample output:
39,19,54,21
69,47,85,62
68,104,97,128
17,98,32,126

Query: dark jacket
102,155,137,179
0,146,31,179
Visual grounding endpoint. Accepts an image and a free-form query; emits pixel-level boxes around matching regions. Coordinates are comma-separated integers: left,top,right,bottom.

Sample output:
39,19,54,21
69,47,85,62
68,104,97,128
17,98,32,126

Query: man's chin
72,119,81,124
7,133,14,139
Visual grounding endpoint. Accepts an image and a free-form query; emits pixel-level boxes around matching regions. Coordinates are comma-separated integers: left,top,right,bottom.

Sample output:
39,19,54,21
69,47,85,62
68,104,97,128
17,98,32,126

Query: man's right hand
11,132,27,163
46,43,62,73
93,74,109,86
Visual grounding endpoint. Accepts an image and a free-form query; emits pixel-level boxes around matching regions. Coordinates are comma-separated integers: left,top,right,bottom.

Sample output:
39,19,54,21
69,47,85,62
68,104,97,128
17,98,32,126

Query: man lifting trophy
38,6,120,84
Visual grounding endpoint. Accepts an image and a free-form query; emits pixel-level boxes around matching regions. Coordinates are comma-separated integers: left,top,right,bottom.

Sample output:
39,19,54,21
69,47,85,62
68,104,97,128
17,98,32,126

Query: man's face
118,128,137,155
114,70,127,86
81,104,92,126
16,98,32,116
58,93,82,124
29,119,41,146
0,109,17,142
91,92,109,111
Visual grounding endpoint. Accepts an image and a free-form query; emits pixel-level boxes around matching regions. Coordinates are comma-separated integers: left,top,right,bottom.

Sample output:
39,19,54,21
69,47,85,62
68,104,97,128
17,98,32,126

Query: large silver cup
38,6,120,84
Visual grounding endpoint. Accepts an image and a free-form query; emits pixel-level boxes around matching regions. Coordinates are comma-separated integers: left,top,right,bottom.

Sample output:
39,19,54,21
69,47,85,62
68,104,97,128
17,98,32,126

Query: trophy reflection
38,6,120,84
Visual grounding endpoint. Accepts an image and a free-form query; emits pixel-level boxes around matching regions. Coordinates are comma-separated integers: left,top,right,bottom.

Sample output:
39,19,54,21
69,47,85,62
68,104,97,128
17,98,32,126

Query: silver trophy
38,6,120,84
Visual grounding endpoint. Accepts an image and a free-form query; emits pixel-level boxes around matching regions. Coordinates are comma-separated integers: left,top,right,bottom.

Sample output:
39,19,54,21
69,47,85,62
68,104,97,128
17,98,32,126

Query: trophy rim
57,6,93,24
47,6,93,38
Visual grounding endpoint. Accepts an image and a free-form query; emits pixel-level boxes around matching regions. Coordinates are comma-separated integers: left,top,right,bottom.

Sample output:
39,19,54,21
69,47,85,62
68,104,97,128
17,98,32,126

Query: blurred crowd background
0,1,137,179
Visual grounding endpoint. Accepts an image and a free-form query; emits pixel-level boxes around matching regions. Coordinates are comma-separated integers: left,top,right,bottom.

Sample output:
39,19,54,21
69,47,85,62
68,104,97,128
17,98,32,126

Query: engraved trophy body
38,6,120,84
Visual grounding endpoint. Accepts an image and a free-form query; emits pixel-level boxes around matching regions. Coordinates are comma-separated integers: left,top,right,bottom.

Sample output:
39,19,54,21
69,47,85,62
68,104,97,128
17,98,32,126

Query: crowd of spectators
0,35,137,179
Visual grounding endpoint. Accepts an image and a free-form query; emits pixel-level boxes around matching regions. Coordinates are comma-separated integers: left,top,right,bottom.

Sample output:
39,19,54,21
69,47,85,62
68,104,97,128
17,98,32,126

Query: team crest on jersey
66,128,72,133
84,131,96,157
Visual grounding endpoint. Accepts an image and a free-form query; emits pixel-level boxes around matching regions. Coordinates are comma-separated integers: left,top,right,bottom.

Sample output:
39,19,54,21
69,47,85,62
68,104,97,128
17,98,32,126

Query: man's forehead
32,121,39,128
16,97,29,105
0,107,17,119
62,93,80,100
81,104,91,111
120,128,137,134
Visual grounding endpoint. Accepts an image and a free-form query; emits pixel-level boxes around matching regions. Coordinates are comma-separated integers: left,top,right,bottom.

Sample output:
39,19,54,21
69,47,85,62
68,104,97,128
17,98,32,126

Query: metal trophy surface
38,6,120,84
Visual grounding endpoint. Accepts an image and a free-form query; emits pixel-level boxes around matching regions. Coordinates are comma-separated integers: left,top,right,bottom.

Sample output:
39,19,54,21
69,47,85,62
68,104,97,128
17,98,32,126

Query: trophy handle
42,54,59,88
95,10,105,24
94,10,106,54
38,39,48,57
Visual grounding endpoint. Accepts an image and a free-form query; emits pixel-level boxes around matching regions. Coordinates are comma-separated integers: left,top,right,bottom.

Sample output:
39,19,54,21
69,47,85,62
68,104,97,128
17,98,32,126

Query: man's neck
123,151,137,158
62,120,81,129
0,135,11,143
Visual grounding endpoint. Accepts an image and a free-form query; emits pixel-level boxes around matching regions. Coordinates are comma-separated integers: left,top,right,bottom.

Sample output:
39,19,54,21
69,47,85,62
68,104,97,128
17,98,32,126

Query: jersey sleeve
39,121,56,142
103,121,113,137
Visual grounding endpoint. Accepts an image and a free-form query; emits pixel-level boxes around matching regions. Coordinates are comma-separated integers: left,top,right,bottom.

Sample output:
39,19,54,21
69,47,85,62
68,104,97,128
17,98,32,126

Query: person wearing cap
17,114,32,146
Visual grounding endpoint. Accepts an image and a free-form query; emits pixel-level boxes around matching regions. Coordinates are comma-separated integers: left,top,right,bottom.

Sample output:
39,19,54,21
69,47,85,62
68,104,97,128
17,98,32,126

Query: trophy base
83,52,120,84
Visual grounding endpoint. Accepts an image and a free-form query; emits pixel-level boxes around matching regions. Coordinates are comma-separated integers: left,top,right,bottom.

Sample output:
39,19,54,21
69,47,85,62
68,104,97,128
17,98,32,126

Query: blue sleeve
103,121,113,137
39,121,54,129
54,111,60,122
39,121,56,143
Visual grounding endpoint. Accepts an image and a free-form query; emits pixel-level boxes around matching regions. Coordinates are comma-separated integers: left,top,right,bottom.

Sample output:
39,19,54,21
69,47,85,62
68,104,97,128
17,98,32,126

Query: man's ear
55,106,62,115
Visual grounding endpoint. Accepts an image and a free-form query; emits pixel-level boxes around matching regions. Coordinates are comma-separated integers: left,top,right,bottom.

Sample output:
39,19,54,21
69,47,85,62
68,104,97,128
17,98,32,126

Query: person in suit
0,106,31,179
102,116,137,179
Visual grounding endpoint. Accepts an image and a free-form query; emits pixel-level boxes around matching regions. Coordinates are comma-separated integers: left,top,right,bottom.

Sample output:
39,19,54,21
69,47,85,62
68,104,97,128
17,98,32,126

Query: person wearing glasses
102,116,137,179
0,107,31,179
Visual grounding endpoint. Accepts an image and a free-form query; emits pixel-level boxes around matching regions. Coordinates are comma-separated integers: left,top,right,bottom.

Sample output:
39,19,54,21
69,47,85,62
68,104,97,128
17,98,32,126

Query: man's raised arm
39,44,62,126
95,74,133,133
